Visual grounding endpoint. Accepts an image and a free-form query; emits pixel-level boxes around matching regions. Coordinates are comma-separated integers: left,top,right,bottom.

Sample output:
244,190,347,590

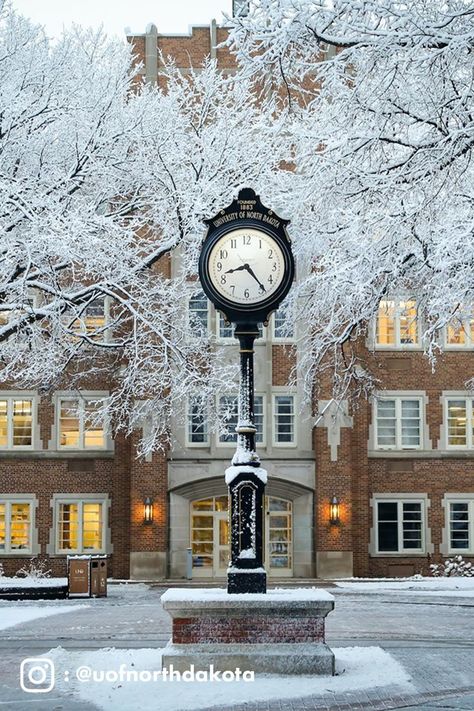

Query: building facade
1,23,473,581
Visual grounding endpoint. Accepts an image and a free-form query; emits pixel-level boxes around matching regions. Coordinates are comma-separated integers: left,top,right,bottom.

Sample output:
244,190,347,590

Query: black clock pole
198,188,294,596
226,322,267,594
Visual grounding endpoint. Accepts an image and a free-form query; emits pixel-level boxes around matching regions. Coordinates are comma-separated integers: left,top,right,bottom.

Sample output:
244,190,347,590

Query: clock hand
225,265,247,274
243,264,266,293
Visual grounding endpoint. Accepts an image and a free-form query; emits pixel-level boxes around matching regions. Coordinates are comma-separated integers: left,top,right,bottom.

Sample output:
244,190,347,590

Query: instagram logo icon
20,658,55,693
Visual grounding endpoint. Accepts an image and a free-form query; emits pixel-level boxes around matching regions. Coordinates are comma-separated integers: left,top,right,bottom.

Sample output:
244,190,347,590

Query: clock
208,228,285,305
199,189,294,325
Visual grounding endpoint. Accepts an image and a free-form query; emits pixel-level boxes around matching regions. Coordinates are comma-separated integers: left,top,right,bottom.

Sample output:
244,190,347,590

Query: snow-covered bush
16,557,52,579
430,556,474,578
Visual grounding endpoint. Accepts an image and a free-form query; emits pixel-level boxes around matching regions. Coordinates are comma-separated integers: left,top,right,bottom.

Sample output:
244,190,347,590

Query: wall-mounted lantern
329,495,340,525
144,497,154,525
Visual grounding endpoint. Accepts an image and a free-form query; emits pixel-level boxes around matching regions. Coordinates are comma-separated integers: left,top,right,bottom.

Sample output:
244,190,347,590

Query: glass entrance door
191,494,292,578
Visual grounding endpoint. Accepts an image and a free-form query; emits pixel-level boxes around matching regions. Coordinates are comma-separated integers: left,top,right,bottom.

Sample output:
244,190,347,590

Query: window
56,500,105,553
71,297,110,340
217,395,264,444
445,309,474,349
189,292,209,336
0,500,32,554
375,299,419,348
375,500,424,553
447,501,472,552
274,395,295,445
374,397,422,449
446,398,474,448
0,294,36,335
0,397,34,449
187,396,209,445
273,304,294,340
58,398,106,449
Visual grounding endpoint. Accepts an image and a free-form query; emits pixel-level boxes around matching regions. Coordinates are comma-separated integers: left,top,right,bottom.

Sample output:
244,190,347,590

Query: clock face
207,228,285,305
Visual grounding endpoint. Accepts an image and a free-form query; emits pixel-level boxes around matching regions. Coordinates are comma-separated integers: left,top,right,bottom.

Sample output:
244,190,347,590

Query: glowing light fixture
329,495,340,525
144,497,153,524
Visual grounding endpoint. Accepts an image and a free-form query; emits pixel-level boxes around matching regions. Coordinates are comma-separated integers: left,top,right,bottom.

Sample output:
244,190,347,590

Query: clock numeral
230,239,237,249
217,261,222,272
272,262,277,271
243,235,251,245
268,249,273,259
220,249,228,259
259,239,262,249
220,275,227,285
268,275,274,284
229,285,235,295
244,289,250,299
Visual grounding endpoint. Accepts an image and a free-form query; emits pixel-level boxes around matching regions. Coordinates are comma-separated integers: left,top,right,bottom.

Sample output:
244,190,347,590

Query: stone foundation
161,588,335,675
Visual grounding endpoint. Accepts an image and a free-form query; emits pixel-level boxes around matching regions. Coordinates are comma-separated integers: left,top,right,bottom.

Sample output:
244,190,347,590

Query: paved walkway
1,584,474,710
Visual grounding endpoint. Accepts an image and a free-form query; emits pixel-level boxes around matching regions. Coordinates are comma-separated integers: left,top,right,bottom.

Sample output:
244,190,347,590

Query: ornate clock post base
226,468,267,594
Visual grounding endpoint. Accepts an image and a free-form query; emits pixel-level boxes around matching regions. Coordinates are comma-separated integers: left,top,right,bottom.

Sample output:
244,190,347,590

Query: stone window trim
185,395,210,448
272,391,297,448
369,391,431,452
440,493,474,556
49,390,113,452
216,392,266,448
369,493,434,557
46,493,113,557
0,494,40,557
439,393,474,451
0,390,41,452
370,297,423,352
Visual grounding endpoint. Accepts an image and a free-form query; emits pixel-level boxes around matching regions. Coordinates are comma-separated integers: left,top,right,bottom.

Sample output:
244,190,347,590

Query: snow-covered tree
0,5,295,452
228,1,474,400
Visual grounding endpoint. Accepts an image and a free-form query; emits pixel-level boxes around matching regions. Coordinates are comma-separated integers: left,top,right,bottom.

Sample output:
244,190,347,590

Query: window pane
401,400,420,447
10,503,30,550
402,503,422,549
0,504,5,550
254,396,264,444
450,502,470,549
59,503,78,551
189,292,208,336
377,502,399,552
0,400,7,447
446,316,467,345
188,397,208,444
376,400,396,446
447,400,467,446
73,298,106,336
376,300,395,345
82,503,102,550
218,395,238,443
84,401,105,448
60,399,80,447
275,395,294,443
274,304,294,339
12,400,32,446
218,314,234,339
399,300,418,345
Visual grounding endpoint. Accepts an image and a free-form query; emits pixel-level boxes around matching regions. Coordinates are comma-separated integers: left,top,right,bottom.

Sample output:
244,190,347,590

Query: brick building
1,19,473,581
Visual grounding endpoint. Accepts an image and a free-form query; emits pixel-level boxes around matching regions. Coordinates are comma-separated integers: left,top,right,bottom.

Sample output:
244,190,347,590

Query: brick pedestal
161,588,335,675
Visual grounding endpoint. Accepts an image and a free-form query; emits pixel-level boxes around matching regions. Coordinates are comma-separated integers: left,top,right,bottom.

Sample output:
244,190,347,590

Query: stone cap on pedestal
161,587,335,618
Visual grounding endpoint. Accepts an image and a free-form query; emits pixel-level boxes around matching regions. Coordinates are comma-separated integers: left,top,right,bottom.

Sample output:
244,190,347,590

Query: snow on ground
0,605,88,632
335,576,474,597
47,645,412,711
0,576,67,588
